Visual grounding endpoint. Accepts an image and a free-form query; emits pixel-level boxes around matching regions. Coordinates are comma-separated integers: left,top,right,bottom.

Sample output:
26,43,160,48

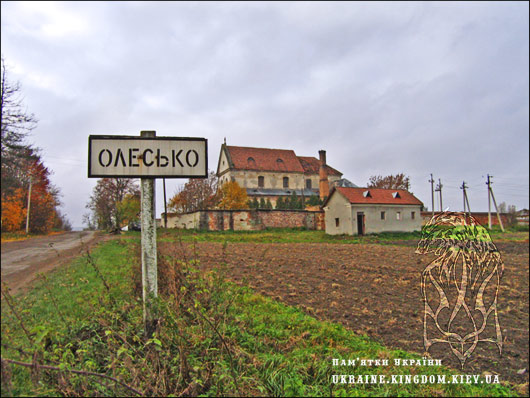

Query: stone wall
421,212,512,226
166,209,325,231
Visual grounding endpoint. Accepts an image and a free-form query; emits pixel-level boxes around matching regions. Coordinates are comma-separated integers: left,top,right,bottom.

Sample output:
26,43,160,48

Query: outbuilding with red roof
323,186,424,235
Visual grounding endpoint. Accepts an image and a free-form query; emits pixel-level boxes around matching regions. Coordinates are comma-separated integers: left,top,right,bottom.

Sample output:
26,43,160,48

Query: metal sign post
88,131,207,336
139,131,158,335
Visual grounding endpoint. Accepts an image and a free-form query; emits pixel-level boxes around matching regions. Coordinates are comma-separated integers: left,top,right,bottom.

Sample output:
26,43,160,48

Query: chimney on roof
319,150,329,200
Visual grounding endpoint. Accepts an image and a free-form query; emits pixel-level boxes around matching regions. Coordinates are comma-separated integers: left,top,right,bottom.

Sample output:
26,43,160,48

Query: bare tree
1,56,38,198
498,202,518,227
168,171,219,213
85,178,140,231
367,173,411,190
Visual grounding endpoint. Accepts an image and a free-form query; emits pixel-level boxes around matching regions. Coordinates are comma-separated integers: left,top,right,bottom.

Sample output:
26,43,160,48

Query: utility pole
435,178,443,212
486,174,492,229
163,178,168,228
460,181,471,216
429,174,435,217
486,175,505,232
140,130,158,336
25,176,32,234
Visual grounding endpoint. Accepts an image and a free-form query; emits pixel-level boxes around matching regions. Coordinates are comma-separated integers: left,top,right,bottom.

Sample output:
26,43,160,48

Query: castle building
216,143,347,207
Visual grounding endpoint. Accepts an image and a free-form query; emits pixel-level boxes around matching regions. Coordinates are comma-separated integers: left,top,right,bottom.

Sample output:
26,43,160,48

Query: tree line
84,172,420,231
1,57,70,233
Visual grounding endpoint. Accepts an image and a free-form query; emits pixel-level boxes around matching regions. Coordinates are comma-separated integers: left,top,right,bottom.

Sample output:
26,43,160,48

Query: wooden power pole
486,175,504,232
460,181,471,217
435,178,443,212
25,177,32,234
429,174,435,217
486,174,492,228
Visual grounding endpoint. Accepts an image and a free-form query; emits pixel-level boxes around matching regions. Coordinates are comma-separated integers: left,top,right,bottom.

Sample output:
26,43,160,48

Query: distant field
152,226,529,244
157,227,424,244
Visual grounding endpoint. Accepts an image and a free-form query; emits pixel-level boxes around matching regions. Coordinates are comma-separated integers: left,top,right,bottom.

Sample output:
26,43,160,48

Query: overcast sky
2,1,528,228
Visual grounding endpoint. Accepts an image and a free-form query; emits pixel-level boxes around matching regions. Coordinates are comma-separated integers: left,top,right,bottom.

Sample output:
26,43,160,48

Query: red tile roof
297,156,342,176
334,187,423,206
225,146,342,175
226,146,304,172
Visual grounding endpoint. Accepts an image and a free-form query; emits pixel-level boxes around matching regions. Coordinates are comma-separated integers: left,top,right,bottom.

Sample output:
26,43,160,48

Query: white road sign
88,135,207,178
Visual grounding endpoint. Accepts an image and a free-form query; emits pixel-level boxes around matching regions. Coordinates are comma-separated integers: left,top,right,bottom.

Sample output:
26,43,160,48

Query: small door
357,212,365,235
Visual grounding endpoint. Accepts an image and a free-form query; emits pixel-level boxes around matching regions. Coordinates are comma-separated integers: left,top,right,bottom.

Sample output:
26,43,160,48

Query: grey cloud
1,1,527,226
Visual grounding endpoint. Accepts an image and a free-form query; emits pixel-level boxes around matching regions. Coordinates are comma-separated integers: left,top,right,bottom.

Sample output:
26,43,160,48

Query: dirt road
1,231,105,294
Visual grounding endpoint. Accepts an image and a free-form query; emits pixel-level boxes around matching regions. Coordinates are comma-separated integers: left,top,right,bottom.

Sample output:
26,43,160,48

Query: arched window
247,157,256,167
258,176,264,188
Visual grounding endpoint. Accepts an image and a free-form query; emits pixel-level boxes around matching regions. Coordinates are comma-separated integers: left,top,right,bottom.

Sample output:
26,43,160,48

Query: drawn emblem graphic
416,212,504,367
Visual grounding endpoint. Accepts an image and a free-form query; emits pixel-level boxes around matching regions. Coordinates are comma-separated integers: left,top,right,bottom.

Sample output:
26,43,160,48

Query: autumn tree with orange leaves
1,150,64,233
168,171,220,213
218,181,248,210
1,188,26,231
1,58,69,233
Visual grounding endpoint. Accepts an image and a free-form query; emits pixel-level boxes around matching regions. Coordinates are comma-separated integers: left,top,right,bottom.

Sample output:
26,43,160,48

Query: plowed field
163,240,529,387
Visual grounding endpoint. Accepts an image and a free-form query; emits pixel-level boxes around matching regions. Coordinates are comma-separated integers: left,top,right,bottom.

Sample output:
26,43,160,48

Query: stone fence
420,211,513,226
166,209,325,231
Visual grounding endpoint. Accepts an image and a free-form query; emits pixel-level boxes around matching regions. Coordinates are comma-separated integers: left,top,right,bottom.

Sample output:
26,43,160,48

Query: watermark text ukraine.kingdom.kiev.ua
331,358,501,385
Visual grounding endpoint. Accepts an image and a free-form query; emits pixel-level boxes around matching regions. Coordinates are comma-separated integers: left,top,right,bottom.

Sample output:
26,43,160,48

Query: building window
335,218,340,227
411,211,415,220
381,211,386,220
306,179,312,189
283,177,289,188
396,211,401,221
258,176,264,188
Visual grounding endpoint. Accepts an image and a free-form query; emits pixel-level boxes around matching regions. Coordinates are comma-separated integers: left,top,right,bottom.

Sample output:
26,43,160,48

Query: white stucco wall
324,192,354,235
324,191,423,235
166,212,201,229
350,204,422,234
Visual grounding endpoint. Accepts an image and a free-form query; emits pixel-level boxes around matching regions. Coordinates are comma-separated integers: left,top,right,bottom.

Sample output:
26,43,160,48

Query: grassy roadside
1,237,518,396
1,230,67,243
156,228,424,244
154,225,529,244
